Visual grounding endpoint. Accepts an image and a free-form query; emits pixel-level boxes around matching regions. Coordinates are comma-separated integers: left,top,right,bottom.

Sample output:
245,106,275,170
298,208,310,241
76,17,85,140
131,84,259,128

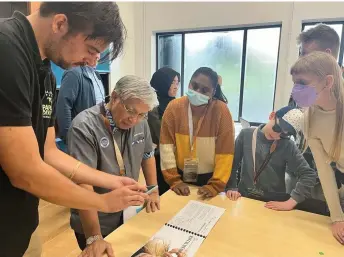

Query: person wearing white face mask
159,67,235,198
290,51,344,245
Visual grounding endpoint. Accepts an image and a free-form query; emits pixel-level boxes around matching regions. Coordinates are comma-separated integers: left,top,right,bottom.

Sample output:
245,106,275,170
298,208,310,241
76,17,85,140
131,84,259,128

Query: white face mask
186,88,210,106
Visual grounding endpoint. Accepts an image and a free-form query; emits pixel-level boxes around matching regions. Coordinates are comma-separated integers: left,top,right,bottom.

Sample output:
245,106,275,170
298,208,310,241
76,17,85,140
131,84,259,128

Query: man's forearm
10,159,107,212
141,157,158,186
45,147,120,190
79,184,103,238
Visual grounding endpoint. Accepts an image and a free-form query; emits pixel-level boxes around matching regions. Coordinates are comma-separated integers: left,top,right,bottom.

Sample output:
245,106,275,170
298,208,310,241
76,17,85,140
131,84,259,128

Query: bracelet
69,161,82,180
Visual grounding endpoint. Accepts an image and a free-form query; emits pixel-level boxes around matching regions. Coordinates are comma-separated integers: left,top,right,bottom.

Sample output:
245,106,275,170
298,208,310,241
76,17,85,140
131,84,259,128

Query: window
156,25,281,124
242,27,280,123
302,22,344,65
157,34,183,97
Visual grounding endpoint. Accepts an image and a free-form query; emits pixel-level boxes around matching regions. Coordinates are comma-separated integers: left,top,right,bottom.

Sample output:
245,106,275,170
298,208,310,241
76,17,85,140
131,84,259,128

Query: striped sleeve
160,102,183,188
205,104,235,195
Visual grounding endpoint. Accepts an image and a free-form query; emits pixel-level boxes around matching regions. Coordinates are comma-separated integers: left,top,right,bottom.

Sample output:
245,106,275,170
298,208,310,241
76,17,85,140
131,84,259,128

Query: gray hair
113,75,159,110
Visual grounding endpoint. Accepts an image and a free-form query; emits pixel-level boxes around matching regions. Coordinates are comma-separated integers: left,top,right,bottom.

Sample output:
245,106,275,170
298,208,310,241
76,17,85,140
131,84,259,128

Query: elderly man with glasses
67,75,160,257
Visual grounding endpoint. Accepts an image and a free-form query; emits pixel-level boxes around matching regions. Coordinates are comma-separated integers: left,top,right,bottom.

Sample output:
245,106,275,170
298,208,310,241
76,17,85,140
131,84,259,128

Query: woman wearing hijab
148,67,180,195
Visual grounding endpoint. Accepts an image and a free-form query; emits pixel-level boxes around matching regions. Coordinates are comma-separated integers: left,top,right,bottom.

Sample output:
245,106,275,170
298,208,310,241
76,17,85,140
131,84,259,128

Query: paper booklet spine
165,223,206,239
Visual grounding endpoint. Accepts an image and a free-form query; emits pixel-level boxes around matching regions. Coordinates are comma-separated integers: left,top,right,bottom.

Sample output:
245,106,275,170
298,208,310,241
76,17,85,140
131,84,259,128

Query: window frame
302,21,344,66
156,24,282,126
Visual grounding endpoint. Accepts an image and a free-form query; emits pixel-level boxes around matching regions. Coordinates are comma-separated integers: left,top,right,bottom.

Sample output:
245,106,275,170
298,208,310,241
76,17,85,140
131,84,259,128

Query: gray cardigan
56,66,102,141
226,125,317,203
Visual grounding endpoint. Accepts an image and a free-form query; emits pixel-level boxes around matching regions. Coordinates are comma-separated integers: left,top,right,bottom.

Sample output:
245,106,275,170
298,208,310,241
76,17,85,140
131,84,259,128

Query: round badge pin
100,137,110,148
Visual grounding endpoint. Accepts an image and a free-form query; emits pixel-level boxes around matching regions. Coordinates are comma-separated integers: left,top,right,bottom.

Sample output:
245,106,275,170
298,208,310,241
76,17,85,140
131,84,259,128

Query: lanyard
252,127,277,184
188,104,208,157
103,104,127,176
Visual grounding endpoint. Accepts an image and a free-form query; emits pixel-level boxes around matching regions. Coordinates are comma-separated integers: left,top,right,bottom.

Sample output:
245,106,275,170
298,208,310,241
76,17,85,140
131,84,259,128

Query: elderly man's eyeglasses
121,100,148,120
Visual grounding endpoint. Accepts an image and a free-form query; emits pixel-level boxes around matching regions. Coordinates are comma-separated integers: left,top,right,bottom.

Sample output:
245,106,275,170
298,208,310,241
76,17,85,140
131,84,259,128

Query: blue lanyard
104,103,117,133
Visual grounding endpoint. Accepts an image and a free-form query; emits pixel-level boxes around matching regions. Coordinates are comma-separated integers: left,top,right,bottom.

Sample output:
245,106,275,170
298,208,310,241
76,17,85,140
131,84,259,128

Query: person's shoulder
0,31,22,58
167,96,188,110
239,127,255,137
0,15,27,49
212,100,233,123
0,17,18,38
213,99,230,113
134,119,149,134
71,104,103,130
148,106,160,120
0,31,32,81
279,138,298,150
63,66,83,77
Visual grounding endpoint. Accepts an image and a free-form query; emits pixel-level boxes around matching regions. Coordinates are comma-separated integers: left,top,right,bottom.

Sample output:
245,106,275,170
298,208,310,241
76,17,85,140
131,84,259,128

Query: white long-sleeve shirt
307,106,344,222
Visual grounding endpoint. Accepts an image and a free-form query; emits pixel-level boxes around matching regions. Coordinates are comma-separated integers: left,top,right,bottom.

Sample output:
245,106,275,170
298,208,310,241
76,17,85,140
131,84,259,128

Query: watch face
87,235,102,245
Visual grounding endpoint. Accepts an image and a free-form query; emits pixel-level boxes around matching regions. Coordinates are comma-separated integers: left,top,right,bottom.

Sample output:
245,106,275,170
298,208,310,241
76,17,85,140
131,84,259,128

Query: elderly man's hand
145,191,160,213
79,239,114,257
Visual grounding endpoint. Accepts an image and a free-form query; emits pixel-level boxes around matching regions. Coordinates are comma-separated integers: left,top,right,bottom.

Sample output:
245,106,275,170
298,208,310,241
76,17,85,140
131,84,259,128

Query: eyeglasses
272,118,291,139
121,100,148,120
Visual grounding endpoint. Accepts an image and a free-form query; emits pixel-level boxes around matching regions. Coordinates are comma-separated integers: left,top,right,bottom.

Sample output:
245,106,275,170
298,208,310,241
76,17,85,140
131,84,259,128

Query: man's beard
44,40,75,69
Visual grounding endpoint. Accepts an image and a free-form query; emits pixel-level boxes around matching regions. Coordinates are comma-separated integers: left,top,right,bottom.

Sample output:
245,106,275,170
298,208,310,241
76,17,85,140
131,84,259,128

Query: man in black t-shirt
0,3,148,257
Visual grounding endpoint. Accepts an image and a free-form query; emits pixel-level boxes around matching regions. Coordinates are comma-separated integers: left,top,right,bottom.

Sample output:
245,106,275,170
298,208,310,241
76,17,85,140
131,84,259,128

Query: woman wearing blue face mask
290,51,344,245
159,67,235,198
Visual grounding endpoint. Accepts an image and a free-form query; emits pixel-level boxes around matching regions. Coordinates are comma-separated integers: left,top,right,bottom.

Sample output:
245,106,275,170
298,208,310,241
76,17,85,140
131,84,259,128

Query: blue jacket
56,66,103,142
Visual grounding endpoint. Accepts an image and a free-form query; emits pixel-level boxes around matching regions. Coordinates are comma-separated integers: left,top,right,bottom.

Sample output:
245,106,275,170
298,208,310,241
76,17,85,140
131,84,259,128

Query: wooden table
67,187,343,257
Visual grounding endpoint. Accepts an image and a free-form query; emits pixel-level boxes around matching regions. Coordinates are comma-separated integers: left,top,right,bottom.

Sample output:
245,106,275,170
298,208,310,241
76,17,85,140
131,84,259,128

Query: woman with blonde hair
290,51,344,244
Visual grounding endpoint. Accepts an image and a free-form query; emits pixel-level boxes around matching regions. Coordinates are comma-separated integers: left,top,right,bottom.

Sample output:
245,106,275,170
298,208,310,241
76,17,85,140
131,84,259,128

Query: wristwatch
86,235,103,245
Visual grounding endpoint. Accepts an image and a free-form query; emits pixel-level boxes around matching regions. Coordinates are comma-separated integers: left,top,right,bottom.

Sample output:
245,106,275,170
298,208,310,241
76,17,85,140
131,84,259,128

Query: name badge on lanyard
183,104,208,183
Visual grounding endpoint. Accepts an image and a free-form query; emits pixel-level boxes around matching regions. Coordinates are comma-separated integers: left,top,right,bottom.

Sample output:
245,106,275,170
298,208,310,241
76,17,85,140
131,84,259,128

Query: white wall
110,2,138,91
115,2,344,109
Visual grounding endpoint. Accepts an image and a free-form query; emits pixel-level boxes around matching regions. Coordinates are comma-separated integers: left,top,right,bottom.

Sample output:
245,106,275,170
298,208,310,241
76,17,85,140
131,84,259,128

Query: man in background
289,23,340,107
56,53,106,146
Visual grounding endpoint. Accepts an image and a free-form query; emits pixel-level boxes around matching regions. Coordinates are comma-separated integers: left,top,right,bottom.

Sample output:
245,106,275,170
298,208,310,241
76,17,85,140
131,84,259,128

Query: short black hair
297,23,340,58
39,2,126,62
191,67,228,104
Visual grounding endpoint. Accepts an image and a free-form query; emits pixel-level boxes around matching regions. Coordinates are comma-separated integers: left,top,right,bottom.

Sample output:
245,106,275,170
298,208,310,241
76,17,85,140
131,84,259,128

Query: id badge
183,158,199,183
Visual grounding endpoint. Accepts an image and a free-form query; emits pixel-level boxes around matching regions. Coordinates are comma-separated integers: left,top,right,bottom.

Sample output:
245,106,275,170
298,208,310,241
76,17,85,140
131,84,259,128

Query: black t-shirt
0,12,56,256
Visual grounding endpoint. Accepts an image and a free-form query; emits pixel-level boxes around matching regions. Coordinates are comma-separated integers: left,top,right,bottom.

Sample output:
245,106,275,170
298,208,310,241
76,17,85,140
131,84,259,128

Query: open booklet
131,200,225,257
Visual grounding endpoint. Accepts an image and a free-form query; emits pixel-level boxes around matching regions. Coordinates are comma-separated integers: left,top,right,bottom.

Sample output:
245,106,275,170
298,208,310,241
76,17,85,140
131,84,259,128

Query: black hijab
150,67,180,118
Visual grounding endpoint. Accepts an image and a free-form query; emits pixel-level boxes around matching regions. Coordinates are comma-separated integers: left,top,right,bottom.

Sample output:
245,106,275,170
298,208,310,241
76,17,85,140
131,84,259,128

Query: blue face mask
186,88,210,106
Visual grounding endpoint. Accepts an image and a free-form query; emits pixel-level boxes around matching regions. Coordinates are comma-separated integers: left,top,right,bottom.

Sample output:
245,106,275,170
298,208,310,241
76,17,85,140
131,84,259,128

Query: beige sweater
306,106,344,222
